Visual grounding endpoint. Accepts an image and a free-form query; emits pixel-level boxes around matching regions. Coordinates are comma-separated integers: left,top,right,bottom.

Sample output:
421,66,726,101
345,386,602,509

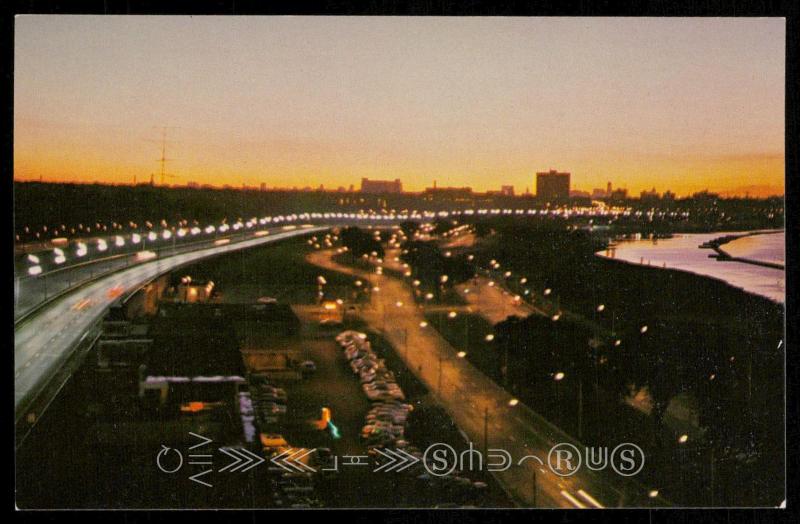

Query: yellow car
260,433,288,449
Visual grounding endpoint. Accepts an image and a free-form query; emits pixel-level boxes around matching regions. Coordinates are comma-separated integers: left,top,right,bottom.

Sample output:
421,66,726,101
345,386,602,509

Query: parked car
260,433,288,449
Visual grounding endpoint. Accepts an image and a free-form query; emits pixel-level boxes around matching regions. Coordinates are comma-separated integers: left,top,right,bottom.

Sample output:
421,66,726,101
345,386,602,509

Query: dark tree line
339,227,385,259
400,240,475,300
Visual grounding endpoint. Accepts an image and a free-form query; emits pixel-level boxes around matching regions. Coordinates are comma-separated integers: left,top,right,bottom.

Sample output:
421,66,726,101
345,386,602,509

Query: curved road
307,248,662,509
15,226,327,422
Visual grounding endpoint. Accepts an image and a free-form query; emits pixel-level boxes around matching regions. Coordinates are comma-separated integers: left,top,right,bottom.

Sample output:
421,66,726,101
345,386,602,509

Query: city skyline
14,16,785,197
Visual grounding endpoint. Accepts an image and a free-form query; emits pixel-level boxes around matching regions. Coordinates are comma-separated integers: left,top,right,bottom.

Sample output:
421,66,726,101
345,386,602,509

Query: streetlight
508,398,519,407
485,334,495,342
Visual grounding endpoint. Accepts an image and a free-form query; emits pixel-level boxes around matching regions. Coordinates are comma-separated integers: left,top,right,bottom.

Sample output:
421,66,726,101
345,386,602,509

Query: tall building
536,170,570,200
360,178,403,194
500,185,514,196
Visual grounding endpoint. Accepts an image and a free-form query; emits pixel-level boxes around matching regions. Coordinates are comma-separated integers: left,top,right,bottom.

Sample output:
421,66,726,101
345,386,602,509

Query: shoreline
597,230,784,305
700,229,784,270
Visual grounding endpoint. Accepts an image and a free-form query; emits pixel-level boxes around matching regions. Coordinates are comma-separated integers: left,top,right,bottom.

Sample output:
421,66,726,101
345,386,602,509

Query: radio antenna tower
149,126,180,186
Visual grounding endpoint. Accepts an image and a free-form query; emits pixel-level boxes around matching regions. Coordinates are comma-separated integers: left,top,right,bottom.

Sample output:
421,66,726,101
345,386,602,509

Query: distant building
187,181,199,189
260,182,267,192
692,190,719,200
360,178,403,194
569,189,591,198
536,170,570,200
591,188,608,199
640,187,661,201
662,190,676,201
423,181,473,201
609,188,628,201
500,185,514,196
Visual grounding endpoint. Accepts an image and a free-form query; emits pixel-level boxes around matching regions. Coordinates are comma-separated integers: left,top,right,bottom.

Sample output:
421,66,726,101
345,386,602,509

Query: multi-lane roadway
14,226,327,427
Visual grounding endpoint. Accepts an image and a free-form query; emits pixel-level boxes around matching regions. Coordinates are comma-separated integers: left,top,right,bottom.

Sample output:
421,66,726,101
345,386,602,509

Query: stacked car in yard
336,330,491,507
337,330,412,445
246,373,326,508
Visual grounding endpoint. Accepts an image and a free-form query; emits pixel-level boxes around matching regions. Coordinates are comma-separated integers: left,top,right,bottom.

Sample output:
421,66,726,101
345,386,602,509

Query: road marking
560,490,588,508
577,489,605,509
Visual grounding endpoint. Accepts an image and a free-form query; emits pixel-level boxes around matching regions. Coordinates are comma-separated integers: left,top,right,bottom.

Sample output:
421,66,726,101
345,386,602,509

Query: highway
14,226,313,322
14,226,328,423
307,248,661,508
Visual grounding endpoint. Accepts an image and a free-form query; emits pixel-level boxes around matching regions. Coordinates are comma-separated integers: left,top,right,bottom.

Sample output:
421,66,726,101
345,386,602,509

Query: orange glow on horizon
13,143,785,198
14,17,785,199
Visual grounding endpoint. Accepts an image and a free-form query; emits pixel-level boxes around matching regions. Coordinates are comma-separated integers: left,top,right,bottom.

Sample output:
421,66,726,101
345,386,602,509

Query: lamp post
483,406,489,457
553,371,565,422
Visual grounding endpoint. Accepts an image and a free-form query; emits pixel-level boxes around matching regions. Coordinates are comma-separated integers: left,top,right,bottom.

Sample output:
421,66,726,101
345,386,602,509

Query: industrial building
359,178,403,194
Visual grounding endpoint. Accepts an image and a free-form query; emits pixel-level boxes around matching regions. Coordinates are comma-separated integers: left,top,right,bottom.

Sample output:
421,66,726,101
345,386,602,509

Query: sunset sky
14,16,785,197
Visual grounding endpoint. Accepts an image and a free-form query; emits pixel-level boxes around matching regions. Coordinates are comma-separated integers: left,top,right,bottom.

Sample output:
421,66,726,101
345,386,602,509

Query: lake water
722,231,785,266
597,230,785,304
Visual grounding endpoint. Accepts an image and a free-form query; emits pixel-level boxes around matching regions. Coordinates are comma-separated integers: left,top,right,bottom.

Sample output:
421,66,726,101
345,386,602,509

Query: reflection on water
722,231,785,266
598,230,785,304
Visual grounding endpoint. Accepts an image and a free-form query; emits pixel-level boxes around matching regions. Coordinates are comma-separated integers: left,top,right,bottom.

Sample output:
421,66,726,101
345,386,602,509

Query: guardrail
15,318,103,446
15,226,330,446
14,230,256,327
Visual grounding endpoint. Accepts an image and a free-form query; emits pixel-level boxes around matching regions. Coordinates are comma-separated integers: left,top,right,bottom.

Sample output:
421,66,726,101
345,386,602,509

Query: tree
340,227,384,258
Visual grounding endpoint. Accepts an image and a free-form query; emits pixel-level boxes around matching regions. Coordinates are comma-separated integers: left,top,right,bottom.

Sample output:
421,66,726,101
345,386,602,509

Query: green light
327,421,341,440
